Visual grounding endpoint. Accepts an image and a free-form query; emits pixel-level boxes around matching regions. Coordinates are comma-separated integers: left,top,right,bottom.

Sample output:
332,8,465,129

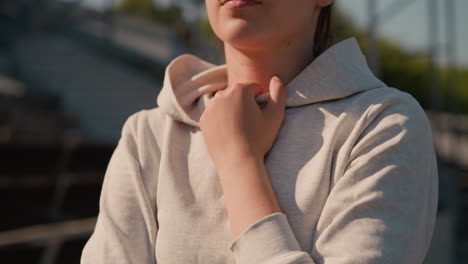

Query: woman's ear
317,0,333,8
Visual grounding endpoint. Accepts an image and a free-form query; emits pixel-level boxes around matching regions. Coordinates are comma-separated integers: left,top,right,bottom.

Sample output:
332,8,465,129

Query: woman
81,0,438,263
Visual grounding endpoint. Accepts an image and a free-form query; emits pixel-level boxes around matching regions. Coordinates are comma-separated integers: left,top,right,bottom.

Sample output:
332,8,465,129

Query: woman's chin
217,23,270,51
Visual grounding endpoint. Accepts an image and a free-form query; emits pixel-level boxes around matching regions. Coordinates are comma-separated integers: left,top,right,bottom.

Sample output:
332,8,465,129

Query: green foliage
375,40,468,114
332,6,467,114
331,9,365,43
199,18,217,42
379,41,431,109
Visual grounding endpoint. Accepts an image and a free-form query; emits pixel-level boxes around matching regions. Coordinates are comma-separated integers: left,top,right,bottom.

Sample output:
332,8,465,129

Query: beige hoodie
81,38,438,264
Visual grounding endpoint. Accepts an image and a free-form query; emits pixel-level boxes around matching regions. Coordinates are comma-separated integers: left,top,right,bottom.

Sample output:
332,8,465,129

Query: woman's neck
223,33,316,92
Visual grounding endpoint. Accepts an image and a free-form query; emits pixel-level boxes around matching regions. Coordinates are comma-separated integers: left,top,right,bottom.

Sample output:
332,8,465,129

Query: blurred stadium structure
0,0,466,263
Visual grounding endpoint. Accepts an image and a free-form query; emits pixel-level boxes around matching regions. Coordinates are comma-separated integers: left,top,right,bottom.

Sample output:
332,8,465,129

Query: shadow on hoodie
81,37,439,264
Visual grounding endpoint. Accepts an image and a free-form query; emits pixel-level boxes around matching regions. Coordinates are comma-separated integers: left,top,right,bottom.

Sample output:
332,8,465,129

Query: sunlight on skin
201,0,334,238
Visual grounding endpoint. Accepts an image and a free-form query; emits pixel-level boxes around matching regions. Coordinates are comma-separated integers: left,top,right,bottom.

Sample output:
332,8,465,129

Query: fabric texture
81,38,439,264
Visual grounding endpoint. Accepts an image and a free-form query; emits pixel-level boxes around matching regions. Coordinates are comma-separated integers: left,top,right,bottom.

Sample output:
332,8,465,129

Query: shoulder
326,85,432,137
120,107,167,150
322,85,433,143
346,86,435,164
358,86,432,134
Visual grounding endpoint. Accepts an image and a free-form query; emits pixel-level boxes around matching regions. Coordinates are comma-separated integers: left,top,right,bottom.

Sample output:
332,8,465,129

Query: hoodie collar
156,37,386,128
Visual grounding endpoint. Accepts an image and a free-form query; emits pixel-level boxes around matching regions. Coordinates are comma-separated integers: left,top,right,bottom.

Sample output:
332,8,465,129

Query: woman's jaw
205,0,333,95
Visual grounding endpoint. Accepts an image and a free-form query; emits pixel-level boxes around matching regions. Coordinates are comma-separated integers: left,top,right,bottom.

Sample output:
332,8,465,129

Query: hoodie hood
156,37,386,128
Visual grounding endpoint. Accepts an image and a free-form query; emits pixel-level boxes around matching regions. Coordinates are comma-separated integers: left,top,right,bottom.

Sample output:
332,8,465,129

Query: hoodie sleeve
229,93,439,264
81,111,159,264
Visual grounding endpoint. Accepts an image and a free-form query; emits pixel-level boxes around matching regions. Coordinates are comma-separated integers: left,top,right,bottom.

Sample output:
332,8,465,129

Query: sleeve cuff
229,212,302,264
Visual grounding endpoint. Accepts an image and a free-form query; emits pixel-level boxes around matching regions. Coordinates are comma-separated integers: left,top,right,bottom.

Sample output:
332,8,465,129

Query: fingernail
273,76,282,84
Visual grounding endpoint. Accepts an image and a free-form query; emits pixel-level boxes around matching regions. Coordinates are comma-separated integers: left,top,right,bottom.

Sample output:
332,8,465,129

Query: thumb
263,76,286,114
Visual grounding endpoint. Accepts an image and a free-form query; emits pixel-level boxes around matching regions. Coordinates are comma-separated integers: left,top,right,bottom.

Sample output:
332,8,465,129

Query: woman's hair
313,3,333,58
214,4,334,58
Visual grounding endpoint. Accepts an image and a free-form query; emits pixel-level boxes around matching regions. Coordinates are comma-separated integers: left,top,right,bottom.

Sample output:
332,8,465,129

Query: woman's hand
199,76,287,169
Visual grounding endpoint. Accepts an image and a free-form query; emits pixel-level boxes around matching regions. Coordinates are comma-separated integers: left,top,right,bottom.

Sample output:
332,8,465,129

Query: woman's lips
221,0,262,9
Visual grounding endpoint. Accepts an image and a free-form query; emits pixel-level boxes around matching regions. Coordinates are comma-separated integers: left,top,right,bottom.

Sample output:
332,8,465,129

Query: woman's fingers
269,76,286,106
263,76,286,116
214,90,223,98
219,80,285,114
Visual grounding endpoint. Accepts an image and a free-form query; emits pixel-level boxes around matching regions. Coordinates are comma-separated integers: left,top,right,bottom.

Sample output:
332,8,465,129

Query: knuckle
231,83,244,93
231,83,258,97
214,90,224,97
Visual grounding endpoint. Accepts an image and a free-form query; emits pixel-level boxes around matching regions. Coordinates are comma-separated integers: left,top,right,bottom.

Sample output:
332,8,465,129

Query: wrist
214,154,282,237
215,150,263,172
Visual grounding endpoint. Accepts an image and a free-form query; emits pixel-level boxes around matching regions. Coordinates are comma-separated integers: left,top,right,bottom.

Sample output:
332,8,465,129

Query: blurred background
0,0,466,263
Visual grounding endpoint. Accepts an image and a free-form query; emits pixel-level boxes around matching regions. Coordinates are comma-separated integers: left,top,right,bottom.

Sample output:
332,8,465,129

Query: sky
74,0,468,67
